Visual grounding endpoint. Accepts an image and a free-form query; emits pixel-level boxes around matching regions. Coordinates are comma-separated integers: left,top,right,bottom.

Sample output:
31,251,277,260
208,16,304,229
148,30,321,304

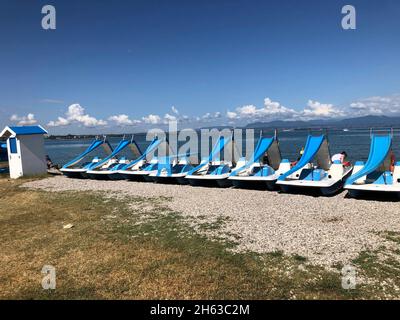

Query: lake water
45,129,400,166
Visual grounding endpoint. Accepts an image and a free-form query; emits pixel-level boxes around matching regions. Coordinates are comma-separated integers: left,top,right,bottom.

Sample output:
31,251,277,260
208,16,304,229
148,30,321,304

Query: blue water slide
230,137,274,176
187,136,231,175
154,151,197,177
120,137,161,170
278,135,325,181
62,139,110,169
345,135,392,186
208,136,231,162
87,139,131,170
107,140,142,172
154,156,173,176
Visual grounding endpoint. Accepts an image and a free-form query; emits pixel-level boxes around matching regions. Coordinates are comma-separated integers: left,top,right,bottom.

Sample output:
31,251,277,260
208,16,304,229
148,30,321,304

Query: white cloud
263,98,298,118
301,100,345,119
10,113,37,125
142,114,161,124
226,111,238,119
66,104,107,127
201,112,222,121
349,102,367,110
47,104,107,128
161,106,193,124
181,115,190,122
47,104,188,129
228,97,297,121
108,114,141,126
235,105,257,117
47,117,70,127
349,95,400,116
226,97,350,123
202,112,212,120
43,94,400,131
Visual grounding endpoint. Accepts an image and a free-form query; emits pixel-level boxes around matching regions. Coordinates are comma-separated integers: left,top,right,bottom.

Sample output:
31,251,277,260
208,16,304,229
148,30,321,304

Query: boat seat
374,171,393,185
209,165,230,175
145,163,158,171
118,157,128,164
140,162,151,170
302,169,327,181
177,164,192,174
171,164,185,174
110,163,124,171
252,165,274,177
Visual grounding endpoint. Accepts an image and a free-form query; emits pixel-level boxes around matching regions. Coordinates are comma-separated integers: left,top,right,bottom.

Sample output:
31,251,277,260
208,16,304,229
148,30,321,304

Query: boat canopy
278,134,330,181
187,135,234,175
230,136,281,176
62,138,113,169
120,137,163,170
87,138,140,171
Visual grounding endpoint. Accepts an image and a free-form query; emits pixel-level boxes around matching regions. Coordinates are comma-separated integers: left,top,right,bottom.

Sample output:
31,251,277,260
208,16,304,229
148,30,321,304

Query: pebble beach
24,176,400,267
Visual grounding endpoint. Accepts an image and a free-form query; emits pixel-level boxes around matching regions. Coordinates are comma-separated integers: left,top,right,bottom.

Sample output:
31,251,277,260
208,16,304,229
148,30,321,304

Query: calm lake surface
45,129,400,166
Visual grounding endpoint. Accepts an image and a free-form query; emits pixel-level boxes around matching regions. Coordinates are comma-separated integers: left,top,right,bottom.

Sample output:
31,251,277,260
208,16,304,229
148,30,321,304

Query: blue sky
1,0,400,133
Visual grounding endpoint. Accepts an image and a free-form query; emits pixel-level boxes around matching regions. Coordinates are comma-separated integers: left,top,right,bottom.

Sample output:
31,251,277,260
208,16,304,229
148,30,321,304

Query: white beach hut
0,125,48,179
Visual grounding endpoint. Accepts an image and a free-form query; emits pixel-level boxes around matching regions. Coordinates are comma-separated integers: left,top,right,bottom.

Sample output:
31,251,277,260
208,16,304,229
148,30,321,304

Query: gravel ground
24,176,400,267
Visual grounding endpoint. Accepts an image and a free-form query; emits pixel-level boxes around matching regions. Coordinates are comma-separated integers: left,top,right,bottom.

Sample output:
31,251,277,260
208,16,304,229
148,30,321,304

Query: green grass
0,177,400,299
293,254,308,263
349,231,400,298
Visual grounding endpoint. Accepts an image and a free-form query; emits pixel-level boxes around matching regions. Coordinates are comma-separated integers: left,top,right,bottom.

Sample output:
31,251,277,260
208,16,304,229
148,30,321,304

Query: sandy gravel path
24,176,400,266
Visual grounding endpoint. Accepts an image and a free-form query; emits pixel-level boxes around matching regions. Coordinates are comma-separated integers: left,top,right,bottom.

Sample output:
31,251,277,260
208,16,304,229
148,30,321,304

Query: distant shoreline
45,126,400,140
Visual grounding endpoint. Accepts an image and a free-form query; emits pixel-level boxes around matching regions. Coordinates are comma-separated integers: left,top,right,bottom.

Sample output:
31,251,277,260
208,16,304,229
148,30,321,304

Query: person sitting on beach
46,155,59,169
331,151,350,167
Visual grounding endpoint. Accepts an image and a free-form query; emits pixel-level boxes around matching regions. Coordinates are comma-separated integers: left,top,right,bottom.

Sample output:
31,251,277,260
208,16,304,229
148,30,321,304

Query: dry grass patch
0,177,398,299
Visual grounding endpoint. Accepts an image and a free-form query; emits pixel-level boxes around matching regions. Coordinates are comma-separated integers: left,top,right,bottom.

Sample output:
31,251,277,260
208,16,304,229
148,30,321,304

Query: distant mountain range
47,115,400,138
246,115,400,129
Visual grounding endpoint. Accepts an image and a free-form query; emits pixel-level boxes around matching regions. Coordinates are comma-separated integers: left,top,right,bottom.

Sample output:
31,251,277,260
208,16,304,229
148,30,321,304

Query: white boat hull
345,184,400,199
86,170,114,180
277,169,352,196
228,175,278,190
60,168,88,179
185,173,231,187
118,170,148,181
